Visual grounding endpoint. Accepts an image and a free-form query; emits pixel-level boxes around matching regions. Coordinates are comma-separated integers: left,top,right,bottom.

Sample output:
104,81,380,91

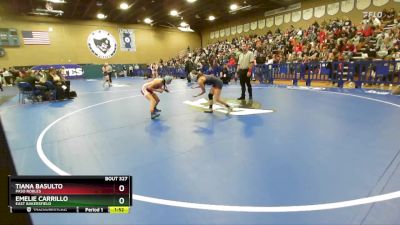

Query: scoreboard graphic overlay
8,176,132,214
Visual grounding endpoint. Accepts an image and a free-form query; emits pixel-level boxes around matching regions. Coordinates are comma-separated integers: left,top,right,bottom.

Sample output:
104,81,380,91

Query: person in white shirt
60,66,67,78
2,69,12,86
372,16,381,28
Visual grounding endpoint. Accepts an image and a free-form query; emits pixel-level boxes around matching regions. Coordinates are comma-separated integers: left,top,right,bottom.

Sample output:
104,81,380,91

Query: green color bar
20,195,130,207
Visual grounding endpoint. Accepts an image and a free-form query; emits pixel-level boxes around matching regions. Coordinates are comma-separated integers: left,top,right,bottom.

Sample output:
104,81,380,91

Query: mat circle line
36,87,400,212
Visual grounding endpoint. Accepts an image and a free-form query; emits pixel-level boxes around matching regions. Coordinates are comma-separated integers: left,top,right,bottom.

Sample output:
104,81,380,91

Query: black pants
238,69,252,98
186,71,191,83
64,80,71,97
4,76,13,85
107,72,112,83
55,81,71,99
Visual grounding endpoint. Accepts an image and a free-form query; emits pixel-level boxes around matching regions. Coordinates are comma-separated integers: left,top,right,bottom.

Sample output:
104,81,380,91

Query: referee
236,44,254,100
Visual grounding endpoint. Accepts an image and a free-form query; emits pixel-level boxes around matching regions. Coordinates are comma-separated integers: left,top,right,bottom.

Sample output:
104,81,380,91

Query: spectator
185,58,195,83
47,68,72,100
60,66,67,78
150,63,158,78
16,70,37,87
158,8,398,87
387,8,396,22
362,25,374,37
254,46,266,84
16,70,49,99
2,68,13,86
220,64,230,84
129,65,133,76
9,67,19,85
372,16,382,28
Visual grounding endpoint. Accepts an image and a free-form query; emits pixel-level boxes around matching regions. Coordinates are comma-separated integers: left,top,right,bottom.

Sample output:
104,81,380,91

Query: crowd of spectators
0,67,20,90
163,8,400,82
0,66,75,101
2,8,399,98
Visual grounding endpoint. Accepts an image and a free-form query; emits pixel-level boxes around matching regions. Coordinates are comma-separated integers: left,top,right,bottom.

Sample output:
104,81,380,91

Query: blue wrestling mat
2,77,400,224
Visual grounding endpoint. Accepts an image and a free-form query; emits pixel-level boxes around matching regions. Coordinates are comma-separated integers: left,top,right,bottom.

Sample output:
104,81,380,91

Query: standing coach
236,44,254,100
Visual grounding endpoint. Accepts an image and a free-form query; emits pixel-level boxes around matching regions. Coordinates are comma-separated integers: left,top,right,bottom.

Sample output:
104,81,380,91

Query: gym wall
0,4,201,68
201,0,399,44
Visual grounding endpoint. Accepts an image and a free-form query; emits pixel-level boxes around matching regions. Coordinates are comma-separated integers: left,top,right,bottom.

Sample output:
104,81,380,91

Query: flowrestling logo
87,30,117,59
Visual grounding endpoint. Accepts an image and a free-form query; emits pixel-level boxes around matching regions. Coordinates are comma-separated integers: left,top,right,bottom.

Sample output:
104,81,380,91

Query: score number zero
105,176,129,205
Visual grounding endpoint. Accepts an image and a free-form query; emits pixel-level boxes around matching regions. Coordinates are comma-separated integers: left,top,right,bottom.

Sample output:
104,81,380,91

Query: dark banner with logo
31,64,84,79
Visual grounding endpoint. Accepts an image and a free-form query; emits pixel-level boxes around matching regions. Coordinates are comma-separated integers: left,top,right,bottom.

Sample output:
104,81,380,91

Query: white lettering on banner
66,68,84,77
363,11,383,18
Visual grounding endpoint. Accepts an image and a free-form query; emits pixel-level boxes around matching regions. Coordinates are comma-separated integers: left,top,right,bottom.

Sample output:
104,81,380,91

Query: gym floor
2,77,400,225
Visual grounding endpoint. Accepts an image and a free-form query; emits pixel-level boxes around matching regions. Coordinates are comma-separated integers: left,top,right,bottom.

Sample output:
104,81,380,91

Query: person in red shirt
319,29,326,44
333,28,342,38
227,56,237,81
345,40,356,53
228,56,236,66
337,40,346,53
362,25,374,37
295,43,303,53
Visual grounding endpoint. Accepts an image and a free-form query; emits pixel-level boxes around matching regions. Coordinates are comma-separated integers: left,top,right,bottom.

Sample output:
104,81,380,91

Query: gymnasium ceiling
8,0,301,31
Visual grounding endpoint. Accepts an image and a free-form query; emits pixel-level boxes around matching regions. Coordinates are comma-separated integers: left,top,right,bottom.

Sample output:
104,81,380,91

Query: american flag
22,31,50,45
